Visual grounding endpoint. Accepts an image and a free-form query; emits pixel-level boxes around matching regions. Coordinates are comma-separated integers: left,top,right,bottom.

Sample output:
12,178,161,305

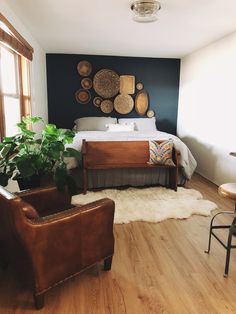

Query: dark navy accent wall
46,54,180,134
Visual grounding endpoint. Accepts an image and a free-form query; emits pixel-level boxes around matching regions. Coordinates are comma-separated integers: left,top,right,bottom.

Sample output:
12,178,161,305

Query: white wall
0,0,48,130
0,0,48,191
178,32,236,186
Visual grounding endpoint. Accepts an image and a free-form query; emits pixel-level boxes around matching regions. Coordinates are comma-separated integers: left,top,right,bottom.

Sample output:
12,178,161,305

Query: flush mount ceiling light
131,0,161,23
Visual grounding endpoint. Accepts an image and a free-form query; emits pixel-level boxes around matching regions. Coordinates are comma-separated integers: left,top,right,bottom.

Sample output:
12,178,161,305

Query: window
0,14,33,139
0,46,31,137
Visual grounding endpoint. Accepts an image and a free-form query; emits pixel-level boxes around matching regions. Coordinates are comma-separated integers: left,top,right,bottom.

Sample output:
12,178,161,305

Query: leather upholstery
0,186,115,309
21,201,39,219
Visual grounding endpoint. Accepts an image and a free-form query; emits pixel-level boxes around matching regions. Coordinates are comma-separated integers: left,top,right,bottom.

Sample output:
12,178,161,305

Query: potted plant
0,116,80,194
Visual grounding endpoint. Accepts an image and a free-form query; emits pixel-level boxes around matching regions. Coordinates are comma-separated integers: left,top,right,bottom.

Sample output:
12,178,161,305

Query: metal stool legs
224,217,236,277
205,208,236,277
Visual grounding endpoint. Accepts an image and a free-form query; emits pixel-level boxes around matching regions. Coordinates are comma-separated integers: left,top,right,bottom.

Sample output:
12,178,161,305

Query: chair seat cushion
38,204,76,217
218,183,236,201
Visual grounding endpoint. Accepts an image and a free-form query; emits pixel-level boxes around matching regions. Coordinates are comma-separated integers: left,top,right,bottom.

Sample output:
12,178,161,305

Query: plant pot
17,175,41,190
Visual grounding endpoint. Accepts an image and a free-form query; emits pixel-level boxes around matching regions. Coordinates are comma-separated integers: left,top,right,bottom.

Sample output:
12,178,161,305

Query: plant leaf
0,144,12,159
66,175,78,195
22,116,43,124
0,173,10,186
44,124,59,136
53,167,67,191
63,148,81,160
2,137,15,143
16,156,36,178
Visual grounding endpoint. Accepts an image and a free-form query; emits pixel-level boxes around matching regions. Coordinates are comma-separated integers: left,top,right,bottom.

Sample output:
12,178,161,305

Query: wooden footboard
82,140,180,194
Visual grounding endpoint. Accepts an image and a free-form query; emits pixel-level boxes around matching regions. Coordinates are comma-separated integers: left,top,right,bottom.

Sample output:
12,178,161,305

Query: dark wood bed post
82,139,88,194
169,148,180,191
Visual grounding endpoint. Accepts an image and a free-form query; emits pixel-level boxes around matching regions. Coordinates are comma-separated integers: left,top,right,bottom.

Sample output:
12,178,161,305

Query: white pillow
74,117,117,131
106,123,135,132
118,117,157,131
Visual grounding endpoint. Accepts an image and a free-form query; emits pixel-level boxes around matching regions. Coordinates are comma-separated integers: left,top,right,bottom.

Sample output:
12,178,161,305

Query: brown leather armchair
0,186,115,309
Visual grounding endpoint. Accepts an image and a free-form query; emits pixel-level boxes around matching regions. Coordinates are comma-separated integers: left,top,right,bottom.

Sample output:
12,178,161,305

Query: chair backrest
0,186,39,217
0,186,39,241
0,186,39,280
17,186,71,213
0,186,23,227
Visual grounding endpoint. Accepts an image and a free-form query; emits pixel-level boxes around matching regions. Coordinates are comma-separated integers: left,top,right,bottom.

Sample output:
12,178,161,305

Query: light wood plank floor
1,173,236,313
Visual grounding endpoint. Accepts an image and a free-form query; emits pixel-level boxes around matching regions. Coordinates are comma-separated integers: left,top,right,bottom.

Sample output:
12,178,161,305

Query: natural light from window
0,46,17,94
3,97,21,136
0,46,20,136
0,21,12,36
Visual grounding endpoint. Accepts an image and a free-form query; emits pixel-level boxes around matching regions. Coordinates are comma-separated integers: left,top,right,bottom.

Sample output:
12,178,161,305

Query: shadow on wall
180,136,236,185
180,136,218,182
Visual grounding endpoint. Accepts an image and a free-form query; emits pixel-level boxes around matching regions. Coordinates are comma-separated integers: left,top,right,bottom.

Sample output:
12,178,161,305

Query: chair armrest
17,198,115,294
32,198,112,223
17,186,72,215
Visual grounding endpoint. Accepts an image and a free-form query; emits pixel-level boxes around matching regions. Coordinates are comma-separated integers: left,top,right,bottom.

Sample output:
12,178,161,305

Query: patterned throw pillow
149,140,175,166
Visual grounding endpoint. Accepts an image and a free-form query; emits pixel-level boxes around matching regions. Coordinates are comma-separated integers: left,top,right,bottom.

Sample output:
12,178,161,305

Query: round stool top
218,183,236,201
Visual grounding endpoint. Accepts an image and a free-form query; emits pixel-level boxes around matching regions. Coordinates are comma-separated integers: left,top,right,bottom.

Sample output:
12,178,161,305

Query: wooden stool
205,183,236,277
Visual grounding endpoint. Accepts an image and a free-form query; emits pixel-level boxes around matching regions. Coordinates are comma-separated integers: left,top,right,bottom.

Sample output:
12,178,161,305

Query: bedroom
0,0,236,312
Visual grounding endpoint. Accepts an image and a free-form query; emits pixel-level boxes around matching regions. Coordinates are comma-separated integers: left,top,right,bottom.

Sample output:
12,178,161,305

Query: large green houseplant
0,116,80,194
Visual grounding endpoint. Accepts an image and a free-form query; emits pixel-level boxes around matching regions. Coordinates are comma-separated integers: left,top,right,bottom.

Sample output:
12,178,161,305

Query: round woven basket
81,78,93,89
75,89,91,104
77,61,92,76
135,91,149,116
93,69,120,98
147,110,155,118
93,96,103,107
136,82,144,90
100,100,114,114
114,94,134,114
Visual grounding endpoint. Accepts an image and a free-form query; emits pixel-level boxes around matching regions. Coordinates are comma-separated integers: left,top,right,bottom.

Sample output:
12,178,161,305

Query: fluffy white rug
72,187,217,224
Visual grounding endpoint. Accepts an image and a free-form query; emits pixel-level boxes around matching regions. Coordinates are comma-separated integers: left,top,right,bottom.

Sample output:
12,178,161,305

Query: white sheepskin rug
72,187,217,224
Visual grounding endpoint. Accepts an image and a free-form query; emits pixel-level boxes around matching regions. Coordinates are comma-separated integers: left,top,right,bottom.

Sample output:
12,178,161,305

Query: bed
65,117,197,189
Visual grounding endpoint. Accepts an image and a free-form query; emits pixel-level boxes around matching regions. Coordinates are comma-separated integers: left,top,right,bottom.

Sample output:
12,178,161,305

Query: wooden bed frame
82,140,180,194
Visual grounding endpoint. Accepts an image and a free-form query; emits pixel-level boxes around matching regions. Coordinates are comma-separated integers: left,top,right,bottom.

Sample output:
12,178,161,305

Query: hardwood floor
1,173,236,313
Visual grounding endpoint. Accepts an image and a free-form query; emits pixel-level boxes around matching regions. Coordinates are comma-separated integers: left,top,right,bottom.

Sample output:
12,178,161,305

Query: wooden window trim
0,13,33,61
18,55,31,118
0,86,4,140
18,54,25,117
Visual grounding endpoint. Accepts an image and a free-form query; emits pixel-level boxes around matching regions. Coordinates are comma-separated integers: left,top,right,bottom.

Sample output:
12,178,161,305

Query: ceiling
6,0,236,58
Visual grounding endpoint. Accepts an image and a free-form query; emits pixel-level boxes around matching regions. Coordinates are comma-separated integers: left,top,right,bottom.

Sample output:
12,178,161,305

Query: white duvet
66,131,197,179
